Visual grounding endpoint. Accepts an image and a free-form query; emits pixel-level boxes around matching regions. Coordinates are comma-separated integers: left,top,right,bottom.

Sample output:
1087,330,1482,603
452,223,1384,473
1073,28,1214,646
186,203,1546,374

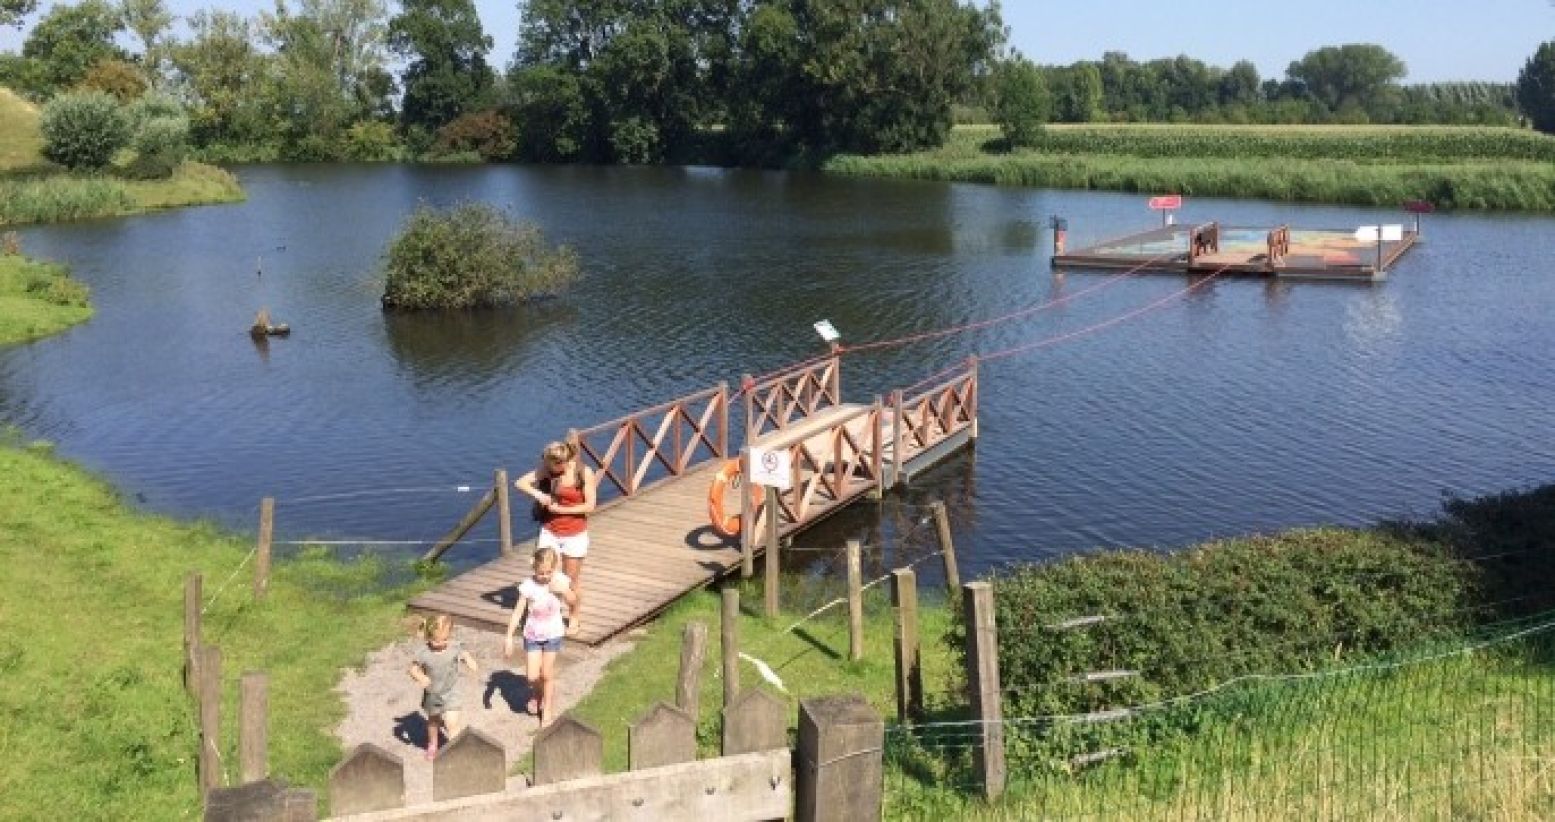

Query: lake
4,164,1554,584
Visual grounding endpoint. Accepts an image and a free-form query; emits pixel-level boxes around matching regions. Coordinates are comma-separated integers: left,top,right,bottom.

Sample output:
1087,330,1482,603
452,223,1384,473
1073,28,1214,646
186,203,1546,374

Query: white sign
1354,226,1379,243
813,319,841,343
747,447,792,490
1381,224,1403,242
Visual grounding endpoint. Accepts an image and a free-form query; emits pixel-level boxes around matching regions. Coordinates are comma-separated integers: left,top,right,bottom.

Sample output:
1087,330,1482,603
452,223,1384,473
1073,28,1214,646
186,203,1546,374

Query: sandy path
334,622,640,805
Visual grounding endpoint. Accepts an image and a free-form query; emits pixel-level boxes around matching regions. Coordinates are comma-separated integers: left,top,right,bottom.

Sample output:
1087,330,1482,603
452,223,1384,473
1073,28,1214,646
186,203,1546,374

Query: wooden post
1376,227,1384,273
199,644,223,797
739,447,753,579
966,357,980,440
869,397,884,499
184,572,203,695
721,586,740,708
495,469,514,557
239,672,269,783
796,695,884,822
764,485,780,618
964,582,1006,799
741,373,756,445
889,389,904,488
421,486,496,563
846,539,863,662
892,569,922,723
675,622,708,722
254,498,273,601
717,381,729,458
930,501,961,596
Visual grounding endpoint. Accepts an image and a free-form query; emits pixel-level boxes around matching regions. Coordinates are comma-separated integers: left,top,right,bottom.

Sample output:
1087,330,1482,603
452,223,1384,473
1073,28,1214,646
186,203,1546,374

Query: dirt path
334,622,639,805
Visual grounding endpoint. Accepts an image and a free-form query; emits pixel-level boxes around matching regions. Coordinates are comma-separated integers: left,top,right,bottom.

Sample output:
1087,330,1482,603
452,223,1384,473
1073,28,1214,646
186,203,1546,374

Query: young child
503,546,576,727
408,613,478,760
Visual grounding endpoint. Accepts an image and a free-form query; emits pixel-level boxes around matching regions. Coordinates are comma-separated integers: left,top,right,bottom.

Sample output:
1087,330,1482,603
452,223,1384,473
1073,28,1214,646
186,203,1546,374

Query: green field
0,253,93,344
0,441,422,819
826,124,1555,211
0,86,244,226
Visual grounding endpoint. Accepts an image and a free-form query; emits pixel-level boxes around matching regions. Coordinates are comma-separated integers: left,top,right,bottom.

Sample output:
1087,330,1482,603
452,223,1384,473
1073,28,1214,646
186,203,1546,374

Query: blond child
503,546,576,726
408,614,478,760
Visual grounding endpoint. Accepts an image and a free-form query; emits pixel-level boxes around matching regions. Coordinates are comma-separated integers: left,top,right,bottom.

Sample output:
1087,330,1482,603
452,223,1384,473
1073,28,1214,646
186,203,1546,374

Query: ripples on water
3,165,1554,584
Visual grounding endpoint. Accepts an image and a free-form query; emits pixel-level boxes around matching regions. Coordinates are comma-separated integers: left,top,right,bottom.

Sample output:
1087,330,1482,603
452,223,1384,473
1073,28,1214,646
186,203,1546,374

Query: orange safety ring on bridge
708,460,745,537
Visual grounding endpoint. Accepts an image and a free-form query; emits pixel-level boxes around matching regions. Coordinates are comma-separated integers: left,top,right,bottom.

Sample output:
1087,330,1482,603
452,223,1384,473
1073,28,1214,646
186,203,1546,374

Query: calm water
4,164,1554,582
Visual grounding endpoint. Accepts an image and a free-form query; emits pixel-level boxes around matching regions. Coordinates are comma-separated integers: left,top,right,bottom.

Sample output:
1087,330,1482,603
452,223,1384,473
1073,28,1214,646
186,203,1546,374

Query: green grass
825,124,1555,211
559,575,958,773
0,441,425,819
0,85,245,227
0,253,93,344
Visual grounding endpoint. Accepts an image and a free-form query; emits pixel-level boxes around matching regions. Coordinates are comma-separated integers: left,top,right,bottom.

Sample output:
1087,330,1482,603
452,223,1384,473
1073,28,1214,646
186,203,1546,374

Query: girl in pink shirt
503,546,577,726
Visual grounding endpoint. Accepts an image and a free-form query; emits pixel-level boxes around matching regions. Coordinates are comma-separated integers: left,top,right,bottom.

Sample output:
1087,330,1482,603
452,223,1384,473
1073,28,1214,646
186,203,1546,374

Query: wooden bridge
408,357,979,645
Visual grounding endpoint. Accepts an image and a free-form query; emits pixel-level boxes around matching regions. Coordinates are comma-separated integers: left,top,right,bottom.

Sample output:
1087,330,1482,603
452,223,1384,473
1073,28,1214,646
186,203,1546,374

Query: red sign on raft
1148,195,1183,210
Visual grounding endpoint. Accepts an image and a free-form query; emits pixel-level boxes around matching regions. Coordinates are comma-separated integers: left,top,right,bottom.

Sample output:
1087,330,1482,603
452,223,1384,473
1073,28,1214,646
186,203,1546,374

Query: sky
3,0,1553,84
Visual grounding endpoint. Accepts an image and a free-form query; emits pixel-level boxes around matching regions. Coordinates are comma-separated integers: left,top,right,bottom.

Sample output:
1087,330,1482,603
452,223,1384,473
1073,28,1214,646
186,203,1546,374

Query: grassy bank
0,87,244,226
0,441,422,819
825,124,1555,211
0,252,92,344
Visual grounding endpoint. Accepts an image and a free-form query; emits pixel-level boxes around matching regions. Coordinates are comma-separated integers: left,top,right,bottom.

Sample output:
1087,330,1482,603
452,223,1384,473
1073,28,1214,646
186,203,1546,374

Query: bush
433,110,517,162
38,91,130,170
381,203,579,311
958,527,1475,767
342,121,402,162
75,58,148,102
124,115,189,179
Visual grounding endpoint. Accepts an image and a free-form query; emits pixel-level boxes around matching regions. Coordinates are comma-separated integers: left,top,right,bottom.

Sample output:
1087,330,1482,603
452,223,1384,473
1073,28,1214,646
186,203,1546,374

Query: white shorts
538,528,589,559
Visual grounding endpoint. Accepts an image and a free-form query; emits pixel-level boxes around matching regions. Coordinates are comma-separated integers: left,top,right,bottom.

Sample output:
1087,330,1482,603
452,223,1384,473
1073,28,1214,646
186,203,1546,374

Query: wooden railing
741,399,884,552
573,383,730,503
888,359,979,486
743,357,842,444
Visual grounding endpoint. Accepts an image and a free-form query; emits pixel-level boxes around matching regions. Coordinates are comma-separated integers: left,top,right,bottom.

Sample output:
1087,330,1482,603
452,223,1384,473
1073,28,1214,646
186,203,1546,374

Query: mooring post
495,468,513,557
254,497,273,601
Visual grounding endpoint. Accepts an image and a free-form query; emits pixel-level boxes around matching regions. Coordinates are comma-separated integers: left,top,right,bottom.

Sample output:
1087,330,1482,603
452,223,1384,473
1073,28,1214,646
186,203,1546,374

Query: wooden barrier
964,581,1006,799
744,358,841,443
628,702,696,771
573,383,729,501
930,501,961,595
329,744,405,815
494,469,513,557
892,361,978,474
846,540,864,662
185,572,202,694
431,729,505,802
533,716,603,786
255,497,274,600
796,695,884,822
676,622,707,721
421,484,496,563
722,688,786,756
204,778,316,821
199,645,223,797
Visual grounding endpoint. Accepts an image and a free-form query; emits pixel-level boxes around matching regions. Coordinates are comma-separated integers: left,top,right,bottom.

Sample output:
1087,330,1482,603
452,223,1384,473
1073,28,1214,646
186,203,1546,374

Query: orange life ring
707,460,745,537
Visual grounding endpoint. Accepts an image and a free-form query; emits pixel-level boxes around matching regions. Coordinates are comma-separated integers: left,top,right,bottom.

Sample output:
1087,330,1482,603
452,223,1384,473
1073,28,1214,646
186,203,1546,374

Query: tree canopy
1286,44,1407,113
1517,41,1555,134
387,0,493,133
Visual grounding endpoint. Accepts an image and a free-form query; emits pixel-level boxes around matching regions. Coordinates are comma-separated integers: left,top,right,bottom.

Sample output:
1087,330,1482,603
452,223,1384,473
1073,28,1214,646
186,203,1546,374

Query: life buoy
707,460,745,537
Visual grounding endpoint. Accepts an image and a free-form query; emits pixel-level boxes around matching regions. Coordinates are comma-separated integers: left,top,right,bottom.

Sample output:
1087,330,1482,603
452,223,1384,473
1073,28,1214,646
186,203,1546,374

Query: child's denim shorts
524,636,563,652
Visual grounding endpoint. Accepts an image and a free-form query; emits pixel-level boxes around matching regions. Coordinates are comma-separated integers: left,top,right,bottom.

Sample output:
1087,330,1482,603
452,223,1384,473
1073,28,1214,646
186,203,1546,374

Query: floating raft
1053,222,1418,282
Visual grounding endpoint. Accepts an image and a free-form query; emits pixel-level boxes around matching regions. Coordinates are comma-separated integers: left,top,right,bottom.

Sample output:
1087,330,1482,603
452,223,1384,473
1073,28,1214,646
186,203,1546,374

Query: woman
515,435,596,637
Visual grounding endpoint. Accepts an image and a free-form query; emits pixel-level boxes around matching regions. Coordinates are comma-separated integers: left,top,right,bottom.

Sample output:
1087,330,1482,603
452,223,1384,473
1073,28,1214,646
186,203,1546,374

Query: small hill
0,87,44,171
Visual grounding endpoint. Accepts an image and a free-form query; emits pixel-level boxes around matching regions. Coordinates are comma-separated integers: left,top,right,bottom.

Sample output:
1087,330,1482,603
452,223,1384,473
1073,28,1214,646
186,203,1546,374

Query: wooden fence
888,359,978,487
743,357,843,444
572,382,731,503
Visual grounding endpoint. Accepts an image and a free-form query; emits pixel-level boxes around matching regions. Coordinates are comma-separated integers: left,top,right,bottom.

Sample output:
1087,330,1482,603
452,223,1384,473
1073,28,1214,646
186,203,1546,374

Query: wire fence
883,616,1555,820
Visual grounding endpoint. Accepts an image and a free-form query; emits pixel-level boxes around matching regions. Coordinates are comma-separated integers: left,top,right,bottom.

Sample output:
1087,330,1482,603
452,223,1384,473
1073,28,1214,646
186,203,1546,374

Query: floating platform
1053,222,1418,282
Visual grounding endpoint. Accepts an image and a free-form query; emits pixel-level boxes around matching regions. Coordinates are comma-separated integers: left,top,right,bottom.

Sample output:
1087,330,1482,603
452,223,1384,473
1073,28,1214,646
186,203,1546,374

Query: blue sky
3,0,1553,83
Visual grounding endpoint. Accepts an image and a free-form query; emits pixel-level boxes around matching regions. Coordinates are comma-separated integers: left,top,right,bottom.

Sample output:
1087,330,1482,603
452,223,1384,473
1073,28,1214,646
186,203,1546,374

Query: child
503,546,576,727
408,613,478,760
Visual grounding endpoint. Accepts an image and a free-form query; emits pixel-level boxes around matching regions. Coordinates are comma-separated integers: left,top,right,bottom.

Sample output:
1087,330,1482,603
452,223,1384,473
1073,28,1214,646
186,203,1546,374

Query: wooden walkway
1053,221,1420,281
409,357,979,645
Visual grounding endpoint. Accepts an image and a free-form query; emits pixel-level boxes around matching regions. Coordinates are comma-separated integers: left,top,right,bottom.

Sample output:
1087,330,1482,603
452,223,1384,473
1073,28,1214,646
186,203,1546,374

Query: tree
388,0,493,132
120,0,173,83
260,0,390,152
1052,62,1102,122
1219,59,1261,107
991,56,1049,147
22,0,127,92
170,10,270,145
2,0,37,29
504,65,590,162
1516,41,1555,134
1286,44,1405,113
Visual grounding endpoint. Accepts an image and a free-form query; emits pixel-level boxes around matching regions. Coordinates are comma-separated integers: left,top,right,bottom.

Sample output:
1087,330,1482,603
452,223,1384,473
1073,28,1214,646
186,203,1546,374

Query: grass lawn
825,124,1555,211
0,441,424,819
0,86,244,227
0,253,93,344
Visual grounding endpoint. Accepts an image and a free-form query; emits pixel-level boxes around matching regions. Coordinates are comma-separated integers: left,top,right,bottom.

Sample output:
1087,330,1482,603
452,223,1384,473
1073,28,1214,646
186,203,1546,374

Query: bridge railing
742,398,884,551
888,358,979,486
743,357,842,444
572,382,730,505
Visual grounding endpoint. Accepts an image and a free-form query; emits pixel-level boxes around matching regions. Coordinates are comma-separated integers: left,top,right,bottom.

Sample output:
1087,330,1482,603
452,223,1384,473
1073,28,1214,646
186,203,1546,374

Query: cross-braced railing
743,357,842,445
571,383,730,505
742,400,884,549
890,358,979,477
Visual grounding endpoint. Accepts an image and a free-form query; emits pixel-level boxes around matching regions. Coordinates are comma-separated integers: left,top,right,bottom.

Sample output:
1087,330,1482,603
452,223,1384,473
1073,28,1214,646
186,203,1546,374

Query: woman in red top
515,435,596,637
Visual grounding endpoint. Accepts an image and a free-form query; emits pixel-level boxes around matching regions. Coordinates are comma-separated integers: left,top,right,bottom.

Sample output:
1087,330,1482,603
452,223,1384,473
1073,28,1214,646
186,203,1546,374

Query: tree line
2,0,1553,166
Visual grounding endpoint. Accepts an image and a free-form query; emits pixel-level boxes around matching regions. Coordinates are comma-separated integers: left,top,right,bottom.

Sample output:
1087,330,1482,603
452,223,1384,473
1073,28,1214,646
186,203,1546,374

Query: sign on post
746,447,791,490
1148,195,1183,210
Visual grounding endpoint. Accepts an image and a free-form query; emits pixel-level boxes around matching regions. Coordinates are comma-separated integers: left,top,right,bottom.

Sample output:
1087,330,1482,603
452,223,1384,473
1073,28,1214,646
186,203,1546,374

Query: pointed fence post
533,716,603,786
722,688,787,756
964,581,1006,799
328,744,405,815
629,702,696,770
432,729,506,802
